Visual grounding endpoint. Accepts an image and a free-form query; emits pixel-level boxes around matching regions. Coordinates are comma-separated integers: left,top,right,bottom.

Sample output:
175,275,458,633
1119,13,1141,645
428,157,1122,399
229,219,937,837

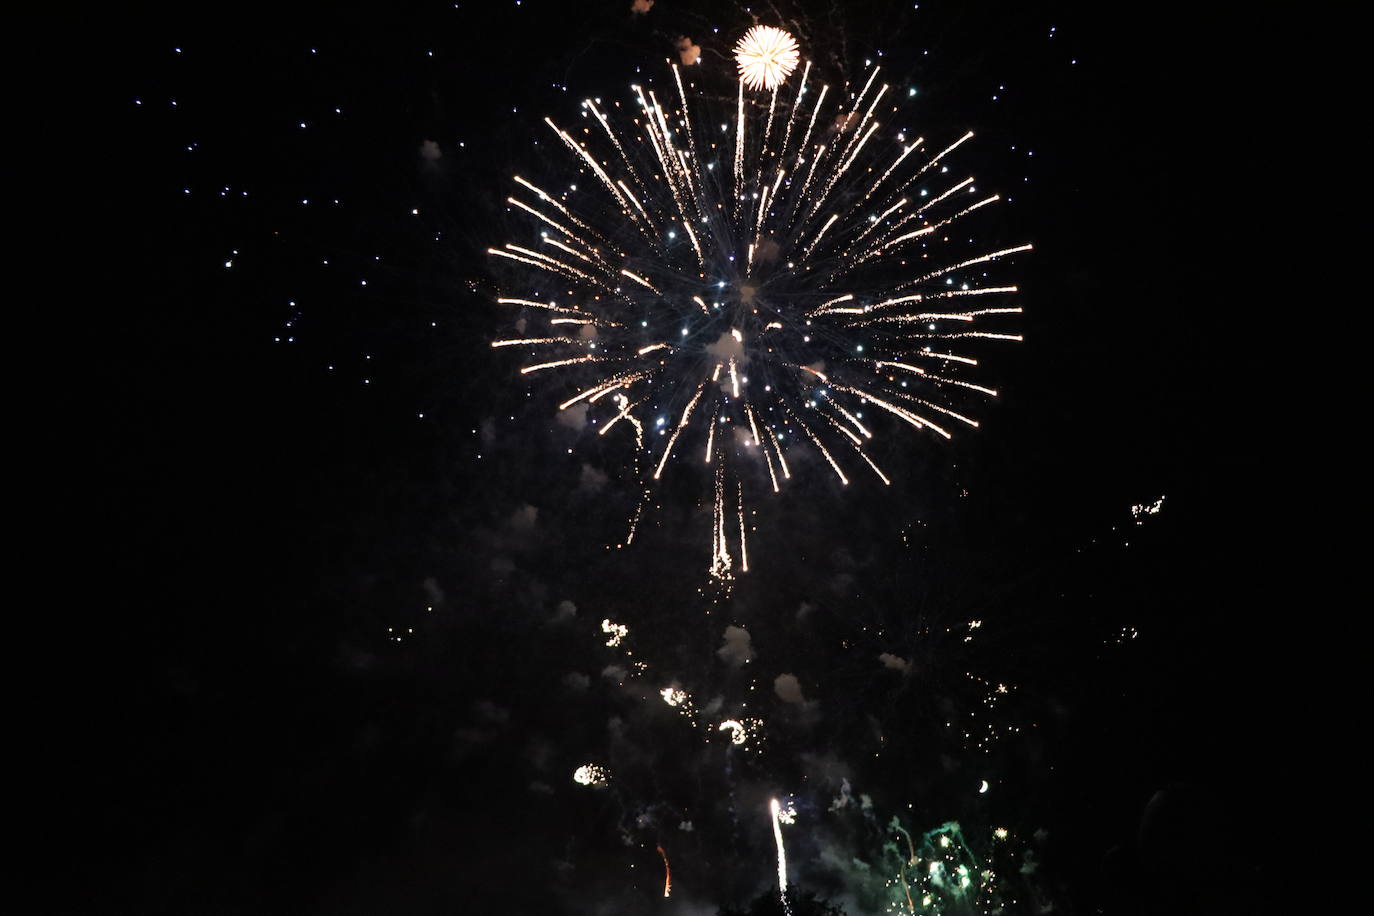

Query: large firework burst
489,37,1029,581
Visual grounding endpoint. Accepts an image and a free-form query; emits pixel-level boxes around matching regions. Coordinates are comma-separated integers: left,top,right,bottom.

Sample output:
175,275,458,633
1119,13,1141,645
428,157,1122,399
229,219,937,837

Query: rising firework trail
490,28,1029,580
769,798,791,915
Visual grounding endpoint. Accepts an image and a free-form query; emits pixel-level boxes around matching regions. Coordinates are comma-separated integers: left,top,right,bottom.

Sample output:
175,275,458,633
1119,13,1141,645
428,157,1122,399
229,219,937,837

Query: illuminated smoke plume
676,36,701,67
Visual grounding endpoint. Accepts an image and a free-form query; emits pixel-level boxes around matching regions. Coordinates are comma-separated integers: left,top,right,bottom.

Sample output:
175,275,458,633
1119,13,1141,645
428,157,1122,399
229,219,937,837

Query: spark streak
770,798,791,914
657,845,672,898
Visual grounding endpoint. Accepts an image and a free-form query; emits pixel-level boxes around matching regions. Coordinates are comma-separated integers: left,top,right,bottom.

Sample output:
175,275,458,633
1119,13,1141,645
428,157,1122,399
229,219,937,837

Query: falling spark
657,845,672,897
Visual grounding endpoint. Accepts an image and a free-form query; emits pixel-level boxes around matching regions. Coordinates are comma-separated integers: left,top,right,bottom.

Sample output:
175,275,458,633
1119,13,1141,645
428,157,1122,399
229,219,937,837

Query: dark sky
66,1,1292,913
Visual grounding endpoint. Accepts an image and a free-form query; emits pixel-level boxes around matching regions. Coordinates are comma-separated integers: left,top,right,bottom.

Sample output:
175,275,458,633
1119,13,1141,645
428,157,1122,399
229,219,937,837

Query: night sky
68,1,1292,913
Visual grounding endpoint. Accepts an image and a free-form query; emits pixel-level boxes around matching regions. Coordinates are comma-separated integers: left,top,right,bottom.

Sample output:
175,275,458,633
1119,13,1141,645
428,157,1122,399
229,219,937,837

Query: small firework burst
572,764,609,786
734,25,801,91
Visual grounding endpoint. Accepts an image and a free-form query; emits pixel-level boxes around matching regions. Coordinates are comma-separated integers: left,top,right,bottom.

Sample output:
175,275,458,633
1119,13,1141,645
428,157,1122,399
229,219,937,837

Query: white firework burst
734,25,801,91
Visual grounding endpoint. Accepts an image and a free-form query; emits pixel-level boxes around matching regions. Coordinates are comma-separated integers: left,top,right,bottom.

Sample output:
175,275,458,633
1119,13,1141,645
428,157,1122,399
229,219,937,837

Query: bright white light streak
617,180,650,220
496,297,582,315
778,61,811,161
863,140,923,202
833,385,952,438
769,798,789,898
654,384,704,478
705,406,717,462
813,293,854,315
803,213,839,260
903,244,1034,288
794,414,848,484
856,448,891,485
794,84,829,169
915,176,974,214
909,130,975,185
620,269,661,294
767,426,791,477
520,355,603,375
490,337,565,348
829,400,872,438
545,117,648,236
737,481,749,572
682,220,704,265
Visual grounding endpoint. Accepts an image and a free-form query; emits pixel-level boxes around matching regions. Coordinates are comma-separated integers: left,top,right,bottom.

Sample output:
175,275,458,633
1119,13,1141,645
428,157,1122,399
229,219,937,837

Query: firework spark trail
711,464,733,580
762,86,779,161
655,384,704,479
769,798,791,916
512,175,621,255
490,38,1026,576
646,88,699,232
766,426,791,479
847,196,907,253
734,79,746,208
841,80,888,166
781,407,848,485
559,372,645,411
807,92,885,218
795,82,828,166
852,193,1003,267
495,296,581,315
587,100,653,207
777,60,811,163
656,845,672,898
737,480,748,572
705,404,718,462
862,138,923,203
545,117,656,246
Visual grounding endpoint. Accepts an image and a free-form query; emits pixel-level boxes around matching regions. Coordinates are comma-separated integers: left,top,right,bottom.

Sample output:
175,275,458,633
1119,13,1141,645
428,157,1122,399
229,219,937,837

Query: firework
1132,494,1165,521
491,48,1028,579
734,25,801,91
572,764,609,786
660,686,689,706
716,717,763,747
769,797,791,914
601,618,629,647
657,844,672,897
